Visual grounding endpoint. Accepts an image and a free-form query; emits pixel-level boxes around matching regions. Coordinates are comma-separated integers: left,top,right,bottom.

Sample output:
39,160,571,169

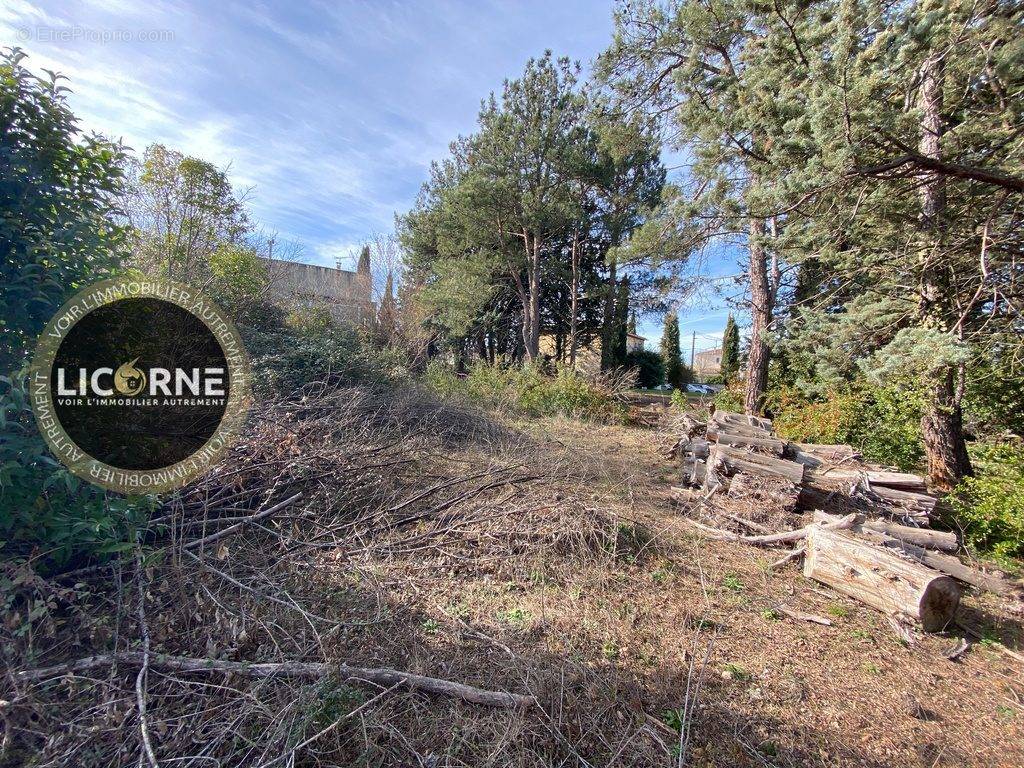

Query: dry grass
2,391,1022,767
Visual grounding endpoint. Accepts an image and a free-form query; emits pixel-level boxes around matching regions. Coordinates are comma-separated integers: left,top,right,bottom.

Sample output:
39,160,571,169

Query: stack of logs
670,408,1018,633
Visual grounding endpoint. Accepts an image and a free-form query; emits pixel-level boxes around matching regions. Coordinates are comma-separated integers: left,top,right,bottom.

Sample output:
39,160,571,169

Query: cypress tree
661,312,682,388
721,314,740,380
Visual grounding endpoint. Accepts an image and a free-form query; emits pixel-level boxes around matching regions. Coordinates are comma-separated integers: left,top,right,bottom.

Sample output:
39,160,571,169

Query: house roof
626,332,646,340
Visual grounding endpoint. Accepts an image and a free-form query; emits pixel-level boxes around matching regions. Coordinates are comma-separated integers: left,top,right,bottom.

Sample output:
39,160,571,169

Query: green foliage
770,384,924,470
308,680,365,731
661,313,683,387
670,388,689,410
247,325,407,397
127,143,248,279
207,244,280,328
948,444,1024,563
713,382,744,413
0,375,155,571
721,314,739,380
0,49,128,372
625,349,664,388
964,348,1024,437
425,361,627,422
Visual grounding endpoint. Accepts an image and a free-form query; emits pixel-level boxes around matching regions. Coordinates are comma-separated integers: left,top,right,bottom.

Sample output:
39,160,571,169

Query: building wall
693,348,723,377
264,258,372,324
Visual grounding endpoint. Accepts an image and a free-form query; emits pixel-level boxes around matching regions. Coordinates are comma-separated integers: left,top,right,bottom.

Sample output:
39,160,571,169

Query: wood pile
670,407,1020,632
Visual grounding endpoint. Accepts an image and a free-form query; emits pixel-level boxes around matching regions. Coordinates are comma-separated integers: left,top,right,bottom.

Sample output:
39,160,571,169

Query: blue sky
2,0,735,354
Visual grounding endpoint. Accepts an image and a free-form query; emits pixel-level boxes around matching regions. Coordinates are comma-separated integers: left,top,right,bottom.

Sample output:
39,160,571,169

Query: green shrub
769,383,923,470
425,361,627,421
713,382,744,413
670,388,689,409
246,325,407,396
625,350,664,389
0,375,155,572
948,443,1024,564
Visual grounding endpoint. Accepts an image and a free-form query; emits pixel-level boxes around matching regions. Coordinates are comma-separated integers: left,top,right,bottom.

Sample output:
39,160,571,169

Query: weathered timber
710,445,805,485
863,530,1015,596
811,511,958,553
864,483,938,516
791,443,861,462
865,471,928,493
803,527,961,631
708,429,785,456
707,418,774,439
685,438,711,460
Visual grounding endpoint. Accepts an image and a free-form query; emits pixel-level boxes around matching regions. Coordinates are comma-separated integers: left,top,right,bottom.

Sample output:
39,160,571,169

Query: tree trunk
569,229,580,368
744,217,771,416
601,256,617,370
525,234,542,362
916,51,972,490
803,527,961,632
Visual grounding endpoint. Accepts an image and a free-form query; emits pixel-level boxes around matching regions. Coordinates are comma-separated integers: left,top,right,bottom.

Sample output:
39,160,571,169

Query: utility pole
690,331,696,368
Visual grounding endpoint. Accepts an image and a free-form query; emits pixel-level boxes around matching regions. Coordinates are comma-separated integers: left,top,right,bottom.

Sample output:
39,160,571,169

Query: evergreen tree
721,314,740,380
613,277,630,366
661,312,683,388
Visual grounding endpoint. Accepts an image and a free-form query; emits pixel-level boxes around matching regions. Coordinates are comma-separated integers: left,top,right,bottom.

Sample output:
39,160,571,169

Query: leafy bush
208,244,281,329
425,361,628,421
247,325,407,397
625,350,664,388
713,381,745,413
948,443,1024,564
1,50,127,372
0,376,154,572
768,383,923,470
670,388,689,409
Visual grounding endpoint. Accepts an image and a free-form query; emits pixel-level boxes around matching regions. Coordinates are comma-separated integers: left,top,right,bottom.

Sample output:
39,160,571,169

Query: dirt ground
5,392,1023,767
496,414,1024,768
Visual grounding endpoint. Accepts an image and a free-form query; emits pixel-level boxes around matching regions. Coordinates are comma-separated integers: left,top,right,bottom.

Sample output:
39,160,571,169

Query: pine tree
613,277,630,366
721,314,739,380
661,312,682,388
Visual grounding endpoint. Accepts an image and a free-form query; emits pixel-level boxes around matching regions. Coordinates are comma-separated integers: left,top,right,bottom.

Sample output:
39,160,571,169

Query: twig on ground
15,652,536,708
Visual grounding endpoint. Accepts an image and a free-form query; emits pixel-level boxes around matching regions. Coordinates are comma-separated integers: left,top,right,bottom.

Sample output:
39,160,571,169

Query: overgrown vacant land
5,387,1022,767
3,0,1024,765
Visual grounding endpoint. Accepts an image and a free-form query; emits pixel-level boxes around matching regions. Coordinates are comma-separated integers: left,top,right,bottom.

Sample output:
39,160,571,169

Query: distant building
626,332,646,353
693,347,723,377
263,256,373,324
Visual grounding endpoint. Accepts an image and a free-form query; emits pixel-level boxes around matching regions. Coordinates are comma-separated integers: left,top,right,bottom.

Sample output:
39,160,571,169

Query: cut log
710,445,805,485
864,483,938,517
791,443,861,462
803,527,961,632
707,429,785,456
863,531,1015,596
676,414,705,439
812,511,958,553
865,471,928,493
707,419,774,439
684,438,711,460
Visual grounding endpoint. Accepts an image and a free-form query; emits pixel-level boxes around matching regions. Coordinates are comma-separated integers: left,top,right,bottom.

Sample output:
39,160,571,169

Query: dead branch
14,651,536,708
